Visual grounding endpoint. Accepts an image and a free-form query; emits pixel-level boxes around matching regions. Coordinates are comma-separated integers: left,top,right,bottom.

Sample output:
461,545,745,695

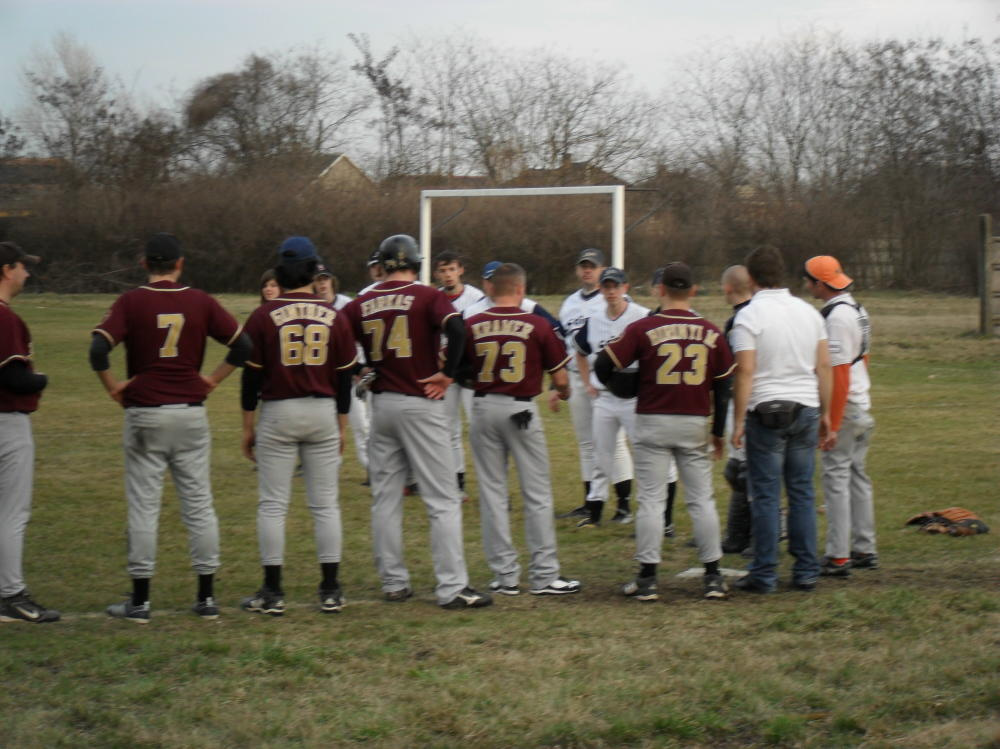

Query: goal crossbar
418,185,625,285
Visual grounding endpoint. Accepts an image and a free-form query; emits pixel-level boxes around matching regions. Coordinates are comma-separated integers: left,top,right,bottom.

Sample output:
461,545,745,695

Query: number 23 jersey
604,309,734,416
244,292,357,400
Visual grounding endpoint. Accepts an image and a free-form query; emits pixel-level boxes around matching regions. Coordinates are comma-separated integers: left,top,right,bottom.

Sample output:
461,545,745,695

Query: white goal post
417,185,626,286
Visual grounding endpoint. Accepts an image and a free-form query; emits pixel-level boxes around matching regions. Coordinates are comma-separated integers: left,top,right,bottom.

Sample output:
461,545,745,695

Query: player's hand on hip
711,435,724,460
417,371,453,400
201,374,218,394
241,429,256,463
108,378,133,406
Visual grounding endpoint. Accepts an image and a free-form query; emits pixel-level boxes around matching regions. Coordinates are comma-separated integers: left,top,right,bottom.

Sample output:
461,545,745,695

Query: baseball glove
605,370,639,400
905,507,990,536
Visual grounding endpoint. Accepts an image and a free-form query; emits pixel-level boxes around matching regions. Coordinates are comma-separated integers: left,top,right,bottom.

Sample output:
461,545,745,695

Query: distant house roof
0,158,69,218
381,173,495,190
312,154,376,193
509,158,626,187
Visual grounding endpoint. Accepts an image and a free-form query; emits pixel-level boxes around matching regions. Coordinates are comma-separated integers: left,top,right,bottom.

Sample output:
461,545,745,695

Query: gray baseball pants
123,405,219,578
822,404,876,558
255,397,342,565
633,414,723,565
369,392,469,604
348,391,370,470
470,394,561,590
445,382,473,477
568,369,633,495
0,413,34,597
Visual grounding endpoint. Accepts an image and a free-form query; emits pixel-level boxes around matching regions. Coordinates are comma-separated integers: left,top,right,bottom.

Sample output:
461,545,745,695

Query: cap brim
21,253,41,265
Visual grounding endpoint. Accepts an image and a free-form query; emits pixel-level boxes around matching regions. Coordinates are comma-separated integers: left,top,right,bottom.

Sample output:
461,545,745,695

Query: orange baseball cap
804,255,852,290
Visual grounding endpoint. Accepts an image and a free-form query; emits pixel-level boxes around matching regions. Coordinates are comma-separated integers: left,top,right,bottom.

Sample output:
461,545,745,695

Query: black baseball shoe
733,576,776,594
621,576,658,602
319,586,344,613
576,517,601,528
530,577,582,595
192,597,219,619
663,523,675,538
440,587,492,610
611,508,633,525
489,581,521,596
106,598,151,624
850,551,880,569
819,557,852,577
0,590,61,623
703,574,729,600
241,588,285,616
384,587,413,602
557,505,589,519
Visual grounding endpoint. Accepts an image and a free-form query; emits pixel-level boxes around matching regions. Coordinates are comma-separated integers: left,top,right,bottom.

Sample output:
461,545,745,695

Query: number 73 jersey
93,280,242,406
603,309,735,416
244,292,357,400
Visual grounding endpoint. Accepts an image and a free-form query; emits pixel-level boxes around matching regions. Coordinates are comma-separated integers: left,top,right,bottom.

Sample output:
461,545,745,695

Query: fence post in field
979,214,1000,336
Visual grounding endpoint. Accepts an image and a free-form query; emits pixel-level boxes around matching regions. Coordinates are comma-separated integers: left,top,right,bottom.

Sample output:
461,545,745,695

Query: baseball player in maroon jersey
464,263,581,596
240,237,358,616
343,234,491,610
91,233,250,622
0,242,59,624
597,262,735,601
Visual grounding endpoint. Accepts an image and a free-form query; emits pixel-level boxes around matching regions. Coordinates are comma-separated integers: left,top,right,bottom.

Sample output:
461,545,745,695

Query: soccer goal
417,185,626,286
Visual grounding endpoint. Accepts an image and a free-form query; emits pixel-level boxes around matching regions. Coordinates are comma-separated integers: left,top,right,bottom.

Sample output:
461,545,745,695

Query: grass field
2,288,999,748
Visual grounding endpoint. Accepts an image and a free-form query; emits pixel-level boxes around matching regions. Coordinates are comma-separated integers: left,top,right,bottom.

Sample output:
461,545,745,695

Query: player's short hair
721,264,751,295
746,245,785,289
433,250,464,269
490,263,526,295
275,258,318,290
146,257,180,275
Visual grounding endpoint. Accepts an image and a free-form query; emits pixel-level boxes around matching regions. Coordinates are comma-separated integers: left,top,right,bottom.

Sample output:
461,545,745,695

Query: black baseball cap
366,248,382,267
577,248,606,266
661,262,693,289
315,260,333,278
651,266,665,286
145,233,181,262
599,267,627,285
0,241,40,266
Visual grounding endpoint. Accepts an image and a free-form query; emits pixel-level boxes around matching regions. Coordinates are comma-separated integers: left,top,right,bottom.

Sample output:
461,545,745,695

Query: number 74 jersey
603,309,735,416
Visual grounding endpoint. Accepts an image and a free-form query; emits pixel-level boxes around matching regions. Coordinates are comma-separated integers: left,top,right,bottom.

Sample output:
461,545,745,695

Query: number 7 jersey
604,309,735,415
93,280,242,406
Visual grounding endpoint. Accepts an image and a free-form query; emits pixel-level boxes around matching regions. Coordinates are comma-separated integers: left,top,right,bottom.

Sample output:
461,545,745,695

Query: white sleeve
825,308,854,366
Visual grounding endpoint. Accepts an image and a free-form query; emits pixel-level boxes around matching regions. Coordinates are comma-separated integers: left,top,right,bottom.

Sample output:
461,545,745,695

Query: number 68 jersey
93,279,242,407
244,292,357,400
604,309,735,416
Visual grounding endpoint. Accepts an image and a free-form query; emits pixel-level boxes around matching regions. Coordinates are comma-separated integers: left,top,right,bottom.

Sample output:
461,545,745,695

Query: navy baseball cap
0,241,40,266
279,236,318,263
145,233,181,262
600,267,627,285
661,262,693,289
577,248,606,266
482,260,502,280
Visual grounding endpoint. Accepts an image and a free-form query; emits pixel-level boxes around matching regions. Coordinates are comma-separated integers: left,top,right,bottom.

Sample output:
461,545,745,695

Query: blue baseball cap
279,236,318,263
482,260,502,280
600,267,627,285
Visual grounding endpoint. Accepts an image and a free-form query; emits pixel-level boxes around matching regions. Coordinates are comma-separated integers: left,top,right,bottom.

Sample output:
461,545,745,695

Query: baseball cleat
530,577,582,596
488,581,521,596
240,588,285,616
622,576,658,602
663,523,675,538
0,590,61,623
107,599,150,624
850,551,880,569
383,587,413,602
440,587,493,610
319,586,344,613
819,557,852,577
610,508,633,525
575,517,600,529
557,505,589,519
703,574,729,600
192,597,220,619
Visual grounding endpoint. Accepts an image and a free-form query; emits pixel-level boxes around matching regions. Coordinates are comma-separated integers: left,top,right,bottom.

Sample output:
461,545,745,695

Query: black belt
474,392,532,402
126,402,204,409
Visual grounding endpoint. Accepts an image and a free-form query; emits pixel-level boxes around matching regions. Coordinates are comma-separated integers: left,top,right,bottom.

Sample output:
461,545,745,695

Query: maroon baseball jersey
343,280,458,397
465,307,570,398
0,301,41,413
93,281,241,407
604,309,735,415
244,292,357,400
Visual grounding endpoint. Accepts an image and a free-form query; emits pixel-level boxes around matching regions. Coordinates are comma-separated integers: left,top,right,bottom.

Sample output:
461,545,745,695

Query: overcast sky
1,0,997,116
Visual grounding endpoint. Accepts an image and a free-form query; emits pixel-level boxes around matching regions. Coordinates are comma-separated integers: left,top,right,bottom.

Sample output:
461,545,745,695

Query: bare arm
575,353,597,397
815,340,836,450
730,350,755,449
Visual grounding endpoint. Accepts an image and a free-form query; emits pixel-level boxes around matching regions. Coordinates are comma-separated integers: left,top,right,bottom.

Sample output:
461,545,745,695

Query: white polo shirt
822,292,871,411
730,288,827,410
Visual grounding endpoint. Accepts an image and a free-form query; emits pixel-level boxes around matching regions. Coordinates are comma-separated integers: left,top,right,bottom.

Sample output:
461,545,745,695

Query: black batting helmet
378,234,422,273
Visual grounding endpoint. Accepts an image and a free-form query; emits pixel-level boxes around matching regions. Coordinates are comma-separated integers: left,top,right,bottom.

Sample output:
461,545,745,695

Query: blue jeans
745,405,821,588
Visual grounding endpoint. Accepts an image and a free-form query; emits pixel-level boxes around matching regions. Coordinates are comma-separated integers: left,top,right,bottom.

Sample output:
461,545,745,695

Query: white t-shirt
573,301,649,391
822,292,871,410
730,288,828,410
332,293,353,311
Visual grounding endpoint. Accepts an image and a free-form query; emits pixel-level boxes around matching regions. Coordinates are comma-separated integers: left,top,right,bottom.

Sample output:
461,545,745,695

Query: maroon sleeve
604,323,640,370
538,323,571,372
712,328,736,379
0,309,31,367
205,295,241,345
243,308,266,369
429,288,460,330
93,295,129,346
330,312,358,371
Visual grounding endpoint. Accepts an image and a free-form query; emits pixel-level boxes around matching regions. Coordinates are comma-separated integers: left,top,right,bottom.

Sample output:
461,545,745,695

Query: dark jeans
745,405,821,588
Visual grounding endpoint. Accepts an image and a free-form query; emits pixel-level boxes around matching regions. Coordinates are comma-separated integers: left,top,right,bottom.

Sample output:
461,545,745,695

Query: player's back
95,280,239,406
346,280,457,397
